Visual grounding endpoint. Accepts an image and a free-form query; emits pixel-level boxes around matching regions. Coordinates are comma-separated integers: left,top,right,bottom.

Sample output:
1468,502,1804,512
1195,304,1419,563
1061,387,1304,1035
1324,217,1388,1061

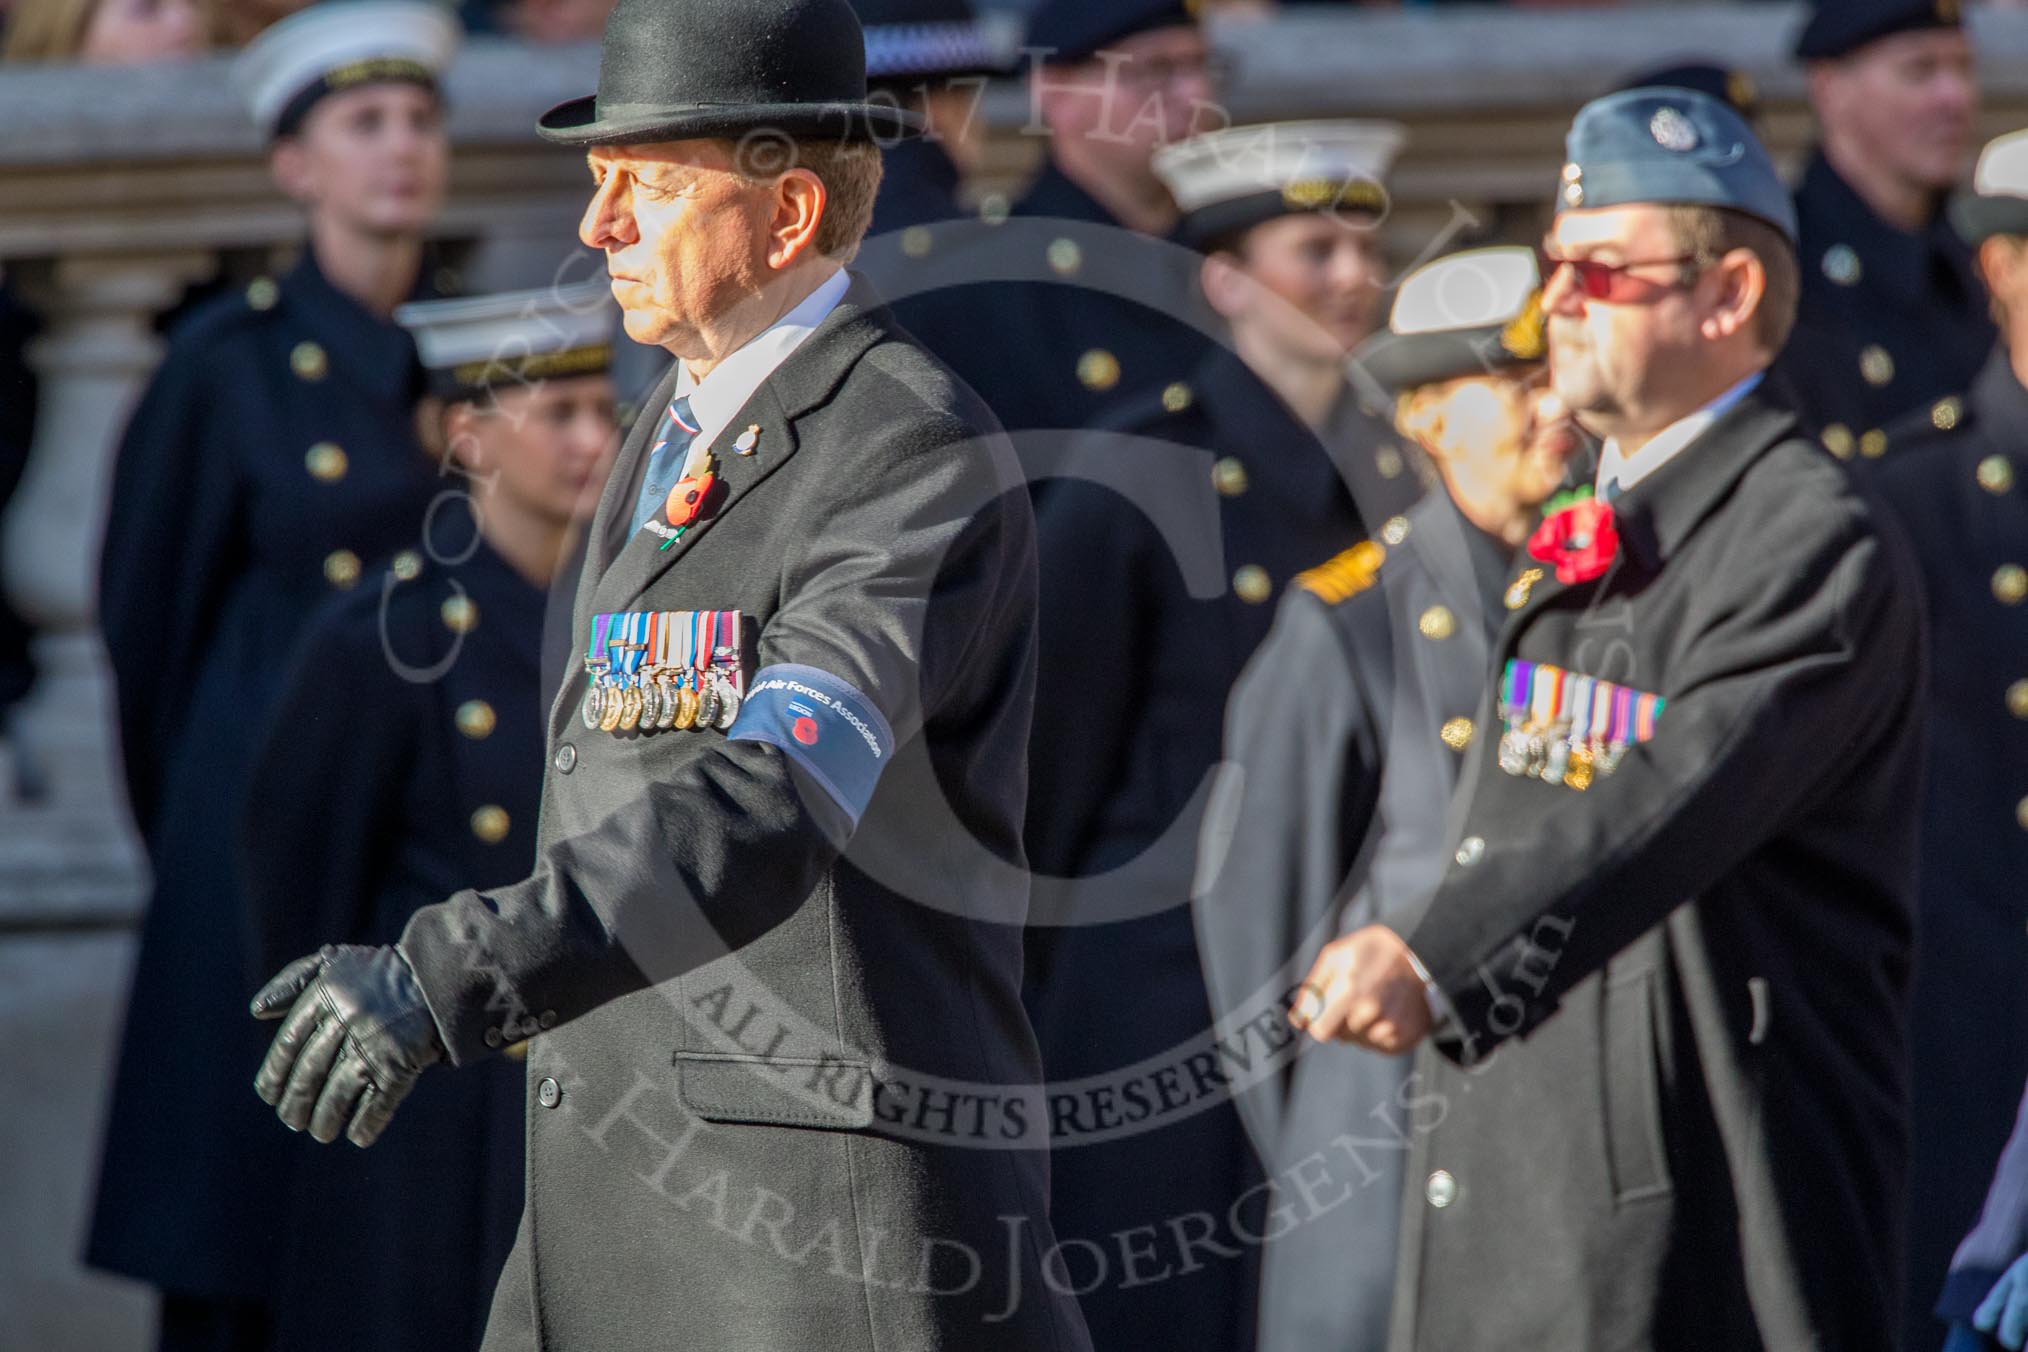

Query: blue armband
726,663,895,826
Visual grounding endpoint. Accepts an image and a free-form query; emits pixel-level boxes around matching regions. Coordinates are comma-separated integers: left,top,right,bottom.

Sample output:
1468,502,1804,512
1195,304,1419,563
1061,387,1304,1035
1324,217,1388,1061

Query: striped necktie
630,394,700,535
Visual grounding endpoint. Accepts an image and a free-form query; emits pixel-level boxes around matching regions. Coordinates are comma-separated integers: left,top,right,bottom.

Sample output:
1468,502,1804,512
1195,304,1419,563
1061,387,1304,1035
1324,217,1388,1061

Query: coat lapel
587,276,891,615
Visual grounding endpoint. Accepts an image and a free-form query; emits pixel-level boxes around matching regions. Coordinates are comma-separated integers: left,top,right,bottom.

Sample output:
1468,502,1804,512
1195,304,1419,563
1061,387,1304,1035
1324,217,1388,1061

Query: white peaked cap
233,0,460,137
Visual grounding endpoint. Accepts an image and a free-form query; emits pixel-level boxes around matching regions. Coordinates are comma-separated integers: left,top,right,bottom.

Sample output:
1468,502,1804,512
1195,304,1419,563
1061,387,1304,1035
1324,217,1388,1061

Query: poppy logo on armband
792,714,820,746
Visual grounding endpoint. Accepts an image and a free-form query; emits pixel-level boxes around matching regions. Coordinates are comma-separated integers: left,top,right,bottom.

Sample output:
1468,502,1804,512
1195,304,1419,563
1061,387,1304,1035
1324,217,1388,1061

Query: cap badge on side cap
1649,107,1700,153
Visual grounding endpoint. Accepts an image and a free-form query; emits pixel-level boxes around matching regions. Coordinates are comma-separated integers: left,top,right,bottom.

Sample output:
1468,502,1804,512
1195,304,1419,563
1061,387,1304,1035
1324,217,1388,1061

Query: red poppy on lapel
665,469,720,529
1528,496,1619,585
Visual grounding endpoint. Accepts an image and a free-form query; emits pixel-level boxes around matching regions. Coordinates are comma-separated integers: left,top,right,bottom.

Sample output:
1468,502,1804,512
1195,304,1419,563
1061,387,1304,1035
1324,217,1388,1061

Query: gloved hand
251,944,445,1147
1976,1252,2028,1349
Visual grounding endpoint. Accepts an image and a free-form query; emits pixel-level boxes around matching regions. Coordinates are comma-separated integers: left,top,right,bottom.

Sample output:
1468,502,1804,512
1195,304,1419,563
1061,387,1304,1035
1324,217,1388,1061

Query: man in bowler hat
240,2,1093,1349
1291,88,1925,1350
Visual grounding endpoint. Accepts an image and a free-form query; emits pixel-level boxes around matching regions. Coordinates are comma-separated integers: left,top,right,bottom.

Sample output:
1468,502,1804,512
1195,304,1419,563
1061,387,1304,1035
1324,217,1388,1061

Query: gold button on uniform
1376,445,1404,479
1821,424,1854,460
1233,565,1272,605
1995,565,2028,607
1821,244,1862,287
1931,396,1963,431
1859,345,1895,388
246,276,279,311
1162,381,1193,413
291,341,328,381
1077,349,1120,392
323,549,361,589
1047,238,1083,276
391,549,423,581
1212,457,1248,497
456,700,497,739
471,805,511,843
305,442,347,482
1381,515,1411,546
442,595,480,633
900,226,932,258
2007,680,2028,720
1979,456,2015,495
1418,605,1456,641
1440,716,1475,751
1859,429,1888,460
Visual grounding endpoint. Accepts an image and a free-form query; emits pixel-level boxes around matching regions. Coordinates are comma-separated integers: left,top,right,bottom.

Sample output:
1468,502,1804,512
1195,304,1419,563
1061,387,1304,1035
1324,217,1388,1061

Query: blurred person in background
1,0,203,62
239,283,619,1352
885,0,1220,442
1775,0,1993,452
487,0,610,43
1018,118,1408,1352
1873,126,2028,1352
83,5,455,1348
1197,245,1573,1352
857,0,1019,237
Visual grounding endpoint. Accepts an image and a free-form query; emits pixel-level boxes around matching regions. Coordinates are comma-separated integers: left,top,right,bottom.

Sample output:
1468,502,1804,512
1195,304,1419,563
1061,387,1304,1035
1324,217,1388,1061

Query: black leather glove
251,944,446,1147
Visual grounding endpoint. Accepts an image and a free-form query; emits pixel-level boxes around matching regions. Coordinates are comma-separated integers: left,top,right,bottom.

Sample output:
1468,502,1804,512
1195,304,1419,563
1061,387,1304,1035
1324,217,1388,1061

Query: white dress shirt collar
671,267,851,455
1595,370,1763,500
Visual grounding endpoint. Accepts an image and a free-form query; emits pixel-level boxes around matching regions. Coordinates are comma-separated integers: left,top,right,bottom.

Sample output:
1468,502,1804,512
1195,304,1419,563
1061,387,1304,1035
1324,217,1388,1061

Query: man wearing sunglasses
1287,87,1925,1352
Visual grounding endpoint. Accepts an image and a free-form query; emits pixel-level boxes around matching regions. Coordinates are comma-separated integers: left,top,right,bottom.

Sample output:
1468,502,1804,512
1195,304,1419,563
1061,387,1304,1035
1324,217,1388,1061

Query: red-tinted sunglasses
1542,248,1707,304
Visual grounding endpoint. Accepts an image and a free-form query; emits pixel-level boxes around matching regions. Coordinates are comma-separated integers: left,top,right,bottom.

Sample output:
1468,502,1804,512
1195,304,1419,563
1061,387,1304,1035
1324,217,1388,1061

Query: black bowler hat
1026,0,1198,67
1794,0,1962,61
537,0,923,146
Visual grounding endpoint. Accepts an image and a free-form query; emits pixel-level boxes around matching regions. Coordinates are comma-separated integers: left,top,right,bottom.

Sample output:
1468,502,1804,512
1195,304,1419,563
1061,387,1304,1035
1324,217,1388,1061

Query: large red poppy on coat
1527,497,1620,585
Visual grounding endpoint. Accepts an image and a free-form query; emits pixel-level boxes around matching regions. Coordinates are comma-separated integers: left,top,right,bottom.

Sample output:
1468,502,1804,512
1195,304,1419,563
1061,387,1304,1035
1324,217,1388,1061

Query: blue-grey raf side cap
1556,86,1798,244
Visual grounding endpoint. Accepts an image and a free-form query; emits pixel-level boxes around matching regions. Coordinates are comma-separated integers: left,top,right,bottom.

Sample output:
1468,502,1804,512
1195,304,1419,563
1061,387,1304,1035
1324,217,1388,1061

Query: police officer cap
232,0,459,141
1793,0,1962,61
1152,119,1407,251
855,0,1022,83
1352,247,1545,394
1614,60,1759,123
397,282,619,401
1026,0,1198,66
1950,129,2028,243
1557,87,1797,243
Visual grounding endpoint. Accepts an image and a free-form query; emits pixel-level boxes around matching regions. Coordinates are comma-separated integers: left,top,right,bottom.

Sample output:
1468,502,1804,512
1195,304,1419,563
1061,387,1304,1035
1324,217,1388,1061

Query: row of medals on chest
582,651,740,735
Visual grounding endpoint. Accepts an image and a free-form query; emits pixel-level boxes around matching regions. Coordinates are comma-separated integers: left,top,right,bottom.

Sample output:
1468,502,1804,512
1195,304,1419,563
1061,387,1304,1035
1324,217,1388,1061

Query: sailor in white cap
238,282,618,1352
1201,246,1577,1352
85,5,460,1343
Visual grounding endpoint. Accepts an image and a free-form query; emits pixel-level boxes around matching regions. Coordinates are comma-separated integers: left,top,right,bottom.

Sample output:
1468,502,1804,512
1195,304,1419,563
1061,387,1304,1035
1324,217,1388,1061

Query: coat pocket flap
674,1051,875,1130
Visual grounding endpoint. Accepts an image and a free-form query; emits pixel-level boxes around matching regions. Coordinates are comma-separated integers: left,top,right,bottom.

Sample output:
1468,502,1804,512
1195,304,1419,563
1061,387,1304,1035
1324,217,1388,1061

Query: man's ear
440,399,486,474
1978,235,2024,304
1703,247,1767,345
767,167,827,270
270,138,313,204
1199,250,1253,323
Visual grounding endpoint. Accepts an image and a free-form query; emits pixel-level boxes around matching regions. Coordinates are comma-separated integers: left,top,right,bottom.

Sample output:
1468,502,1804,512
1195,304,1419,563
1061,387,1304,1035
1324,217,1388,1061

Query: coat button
1858,346,1894,388
553,743,577,773
537,1077,562,1109
1212,457,1248,496
900,226,933,258
1820,424,1854,460
291,340,328,381
305,442,347,481
1425,1169,1458,1208
323,549,361,589
2017,797,2028,833
471,805,510,843
1994,565,2028,607
1858,429,1888,460
1163,381,1194,413
457,700,496,739
246,276,279,310
1455,837,1485,867
1979,456,2015,495
391,549,423,582
1077,348,1120,392
1233,565,1272,604
539,1009,557,1030
483,1027,503,1048
1440,717,1475,751
1381,515,1411,546
1418,606,1456,641
1047,238,1083,276
442,595,480,634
